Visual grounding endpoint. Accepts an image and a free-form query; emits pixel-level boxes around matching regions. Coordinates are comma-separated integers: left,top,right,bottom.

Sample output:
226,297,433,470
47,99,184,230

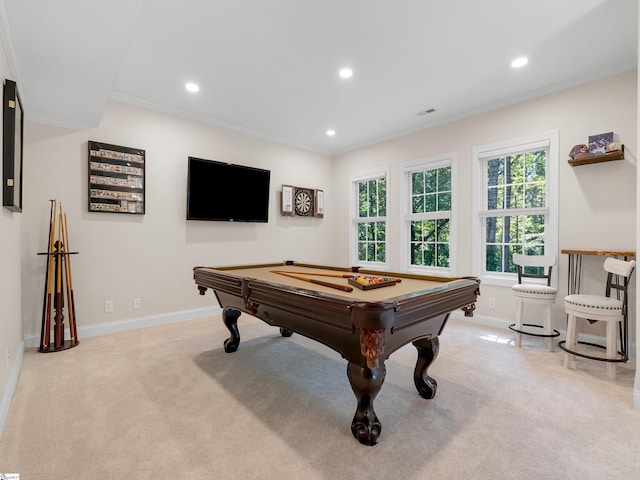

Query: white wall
0,25,22,434
633,2,640,410
332,70,637,341
20,101,334,339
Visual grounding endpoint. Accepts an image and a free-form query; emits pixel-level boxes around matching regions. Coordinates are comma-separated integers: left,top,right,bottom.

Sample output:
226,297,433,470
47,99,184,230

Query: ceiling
0,0,637,154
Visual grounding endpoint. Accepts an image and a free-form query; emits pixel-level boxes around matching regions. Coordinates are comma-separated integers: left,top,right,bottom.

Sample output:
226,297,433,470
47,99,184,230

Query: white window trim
349,167,390,268
471,131,559,287
401,152,457,276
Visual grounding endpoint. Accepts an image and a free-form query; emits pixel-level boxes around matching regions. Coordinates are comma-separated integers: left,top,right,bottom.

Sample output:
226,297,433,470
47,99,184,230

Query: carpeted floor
0,315,638,479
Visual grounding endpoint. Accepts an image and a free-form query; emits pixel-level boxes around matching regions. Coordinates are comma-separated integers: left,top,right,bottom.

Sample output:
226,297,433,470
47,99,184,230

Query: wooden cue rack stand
37,199,79,352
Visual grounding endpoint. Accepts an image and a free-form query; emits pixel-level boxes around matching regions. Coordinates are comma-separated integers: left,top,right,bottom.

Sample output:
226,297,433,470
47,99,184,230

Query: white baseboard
450,311,511,330
451,311,637,360
23,306,222,349
0,339,24,440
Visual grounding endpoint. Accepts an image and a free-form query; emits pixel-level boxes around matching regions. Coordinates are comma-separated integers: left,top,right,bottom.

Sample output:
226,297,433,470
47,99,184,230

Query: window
472,132,558,285
402,154,456,274
351,170,388,266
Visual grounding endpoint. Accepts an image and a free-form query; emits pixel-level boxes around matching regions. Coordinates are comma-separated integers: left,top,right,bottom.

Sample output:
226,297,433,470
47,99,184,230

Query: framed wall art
3,79,24,212
88,141,145,214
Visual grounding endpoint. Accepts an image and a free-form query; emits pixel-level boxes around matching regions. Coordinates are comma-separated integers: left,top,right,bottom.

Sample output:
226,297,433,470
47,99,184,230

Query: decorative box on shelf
568,144,624,167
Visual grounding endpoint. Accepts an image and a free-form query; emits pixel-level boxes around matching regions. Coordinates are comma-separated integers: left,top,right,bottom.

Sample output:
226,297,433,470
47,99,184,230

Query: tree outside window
355,175,387,264
484,149,547,275
409,165,451,268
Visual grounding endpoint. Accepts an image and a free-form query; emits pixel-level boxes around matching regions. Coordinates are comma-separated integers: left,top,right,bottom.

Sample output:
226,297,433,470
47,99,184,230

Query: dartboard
294,189,313,216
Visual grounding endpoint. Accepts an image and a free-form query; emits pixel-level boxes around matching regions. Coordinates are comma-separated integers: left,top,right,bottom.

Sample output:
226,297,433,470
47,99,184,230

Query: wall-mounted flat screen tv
187,157,271,222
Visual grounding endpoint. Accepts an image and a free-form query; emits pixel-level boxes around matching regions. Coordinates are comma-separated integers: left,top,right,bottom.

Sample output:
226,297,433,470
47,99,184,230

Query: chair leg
544,303,553,352
606,321,618,380
514,298,523,347
564,314,578,369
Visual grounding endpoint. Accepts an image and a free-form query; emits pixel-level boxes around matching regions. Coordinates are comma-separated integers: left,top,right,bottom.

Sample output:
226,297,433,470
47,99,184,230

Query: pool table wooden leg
222,307,241,353
412,336,439,399
347,361,386,446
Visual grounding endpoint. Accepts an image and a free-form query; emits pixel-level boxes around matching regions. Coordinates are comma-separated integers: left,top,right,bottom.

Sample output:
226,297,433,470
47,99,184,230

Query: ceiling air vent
417,108,436,116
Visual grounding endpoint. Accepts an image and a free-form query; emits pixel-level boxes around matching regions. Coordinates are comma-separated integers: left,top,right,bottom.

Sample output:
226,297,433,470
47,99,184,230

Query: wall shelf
568,144,624,167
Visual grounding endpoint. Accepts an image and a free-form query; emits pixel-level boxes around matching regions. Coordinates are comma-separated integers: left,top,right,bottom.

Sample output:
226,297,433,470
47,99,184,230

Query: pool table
193,261,480,446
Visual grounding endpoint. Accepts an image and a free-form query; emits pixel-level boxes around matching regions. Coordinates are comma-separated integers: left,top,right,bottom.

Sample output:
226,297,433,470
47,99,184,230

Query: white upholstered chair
509,253,558,351
561,257,635,380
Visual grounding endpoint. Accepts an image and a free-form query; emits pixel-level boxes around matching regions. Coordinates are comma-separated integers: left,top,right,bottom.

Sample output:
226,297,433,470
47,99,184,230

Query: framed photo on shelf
588,132,613,155
88,141,146,214
3,79,24,212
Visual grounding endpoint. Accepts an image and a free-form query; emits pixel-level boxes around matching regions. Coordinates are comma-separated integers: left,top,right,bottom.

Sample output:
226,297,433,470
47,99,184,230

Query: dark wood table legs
413,336,439,399
215,307,443,446
347,361,385,446
222,307,241,353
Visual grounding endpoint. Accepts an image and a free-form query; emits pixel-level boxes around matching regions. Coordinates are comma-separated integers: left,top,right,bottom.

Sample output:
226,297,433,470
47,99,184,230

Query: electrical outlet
104,300,114,313
489,297,496,308
133,298,141,309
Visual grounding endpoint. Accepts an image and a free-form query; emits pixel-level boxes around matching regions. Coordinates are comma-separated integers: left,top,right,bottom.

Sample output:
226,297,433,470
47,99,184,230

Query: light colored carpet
0,314,638,479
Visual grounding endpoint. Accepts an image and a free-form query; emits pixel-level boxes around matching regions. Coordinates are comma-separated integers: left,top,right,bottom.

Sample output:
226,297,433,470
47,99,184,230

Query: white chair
561,257,635,380
509,253,558,351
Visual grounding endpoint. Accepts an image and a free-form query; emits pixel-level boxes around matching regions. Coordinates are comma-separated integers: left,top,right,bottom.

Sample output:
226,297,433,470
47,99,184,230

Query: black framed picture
88,141,145,214
3,79,23,212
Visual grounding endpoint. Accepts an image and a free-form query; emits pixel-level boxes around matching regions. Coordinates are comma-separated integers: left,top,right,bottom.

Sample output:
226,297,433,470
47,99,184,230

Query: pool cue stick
60,239,71,343
60,209,73,342
271,270,353,292
271,270,354,279
54,206,64,349
271,269,402,283
44,201,58,351
39,199,56,352
63,211,78,343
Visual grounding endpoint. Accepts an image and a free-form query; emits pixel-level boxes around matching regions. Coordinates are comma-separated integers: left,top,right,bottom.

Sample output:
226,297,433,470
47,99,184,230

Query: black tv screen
187,157,271,222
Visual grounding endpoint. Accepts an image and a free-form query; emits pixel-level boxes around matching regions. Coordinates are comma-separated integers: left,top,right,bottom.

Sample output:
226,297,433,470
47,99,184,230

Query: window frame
349,168,389,268
472,131,559,287
401,153,457,275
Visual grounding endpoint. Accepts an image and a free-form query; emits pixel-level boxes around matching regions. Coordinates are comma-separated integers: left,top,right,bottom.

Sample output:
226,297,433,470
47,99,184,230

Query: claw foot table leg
347,361,386,446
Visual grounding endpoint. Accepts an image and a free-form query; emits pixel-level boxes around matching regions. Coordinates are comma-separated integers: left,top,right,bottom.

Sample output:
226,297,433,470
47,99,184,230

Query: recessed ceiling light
338,68,353,79
511,57,528,68
185,82,200,92
326,129,336,136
